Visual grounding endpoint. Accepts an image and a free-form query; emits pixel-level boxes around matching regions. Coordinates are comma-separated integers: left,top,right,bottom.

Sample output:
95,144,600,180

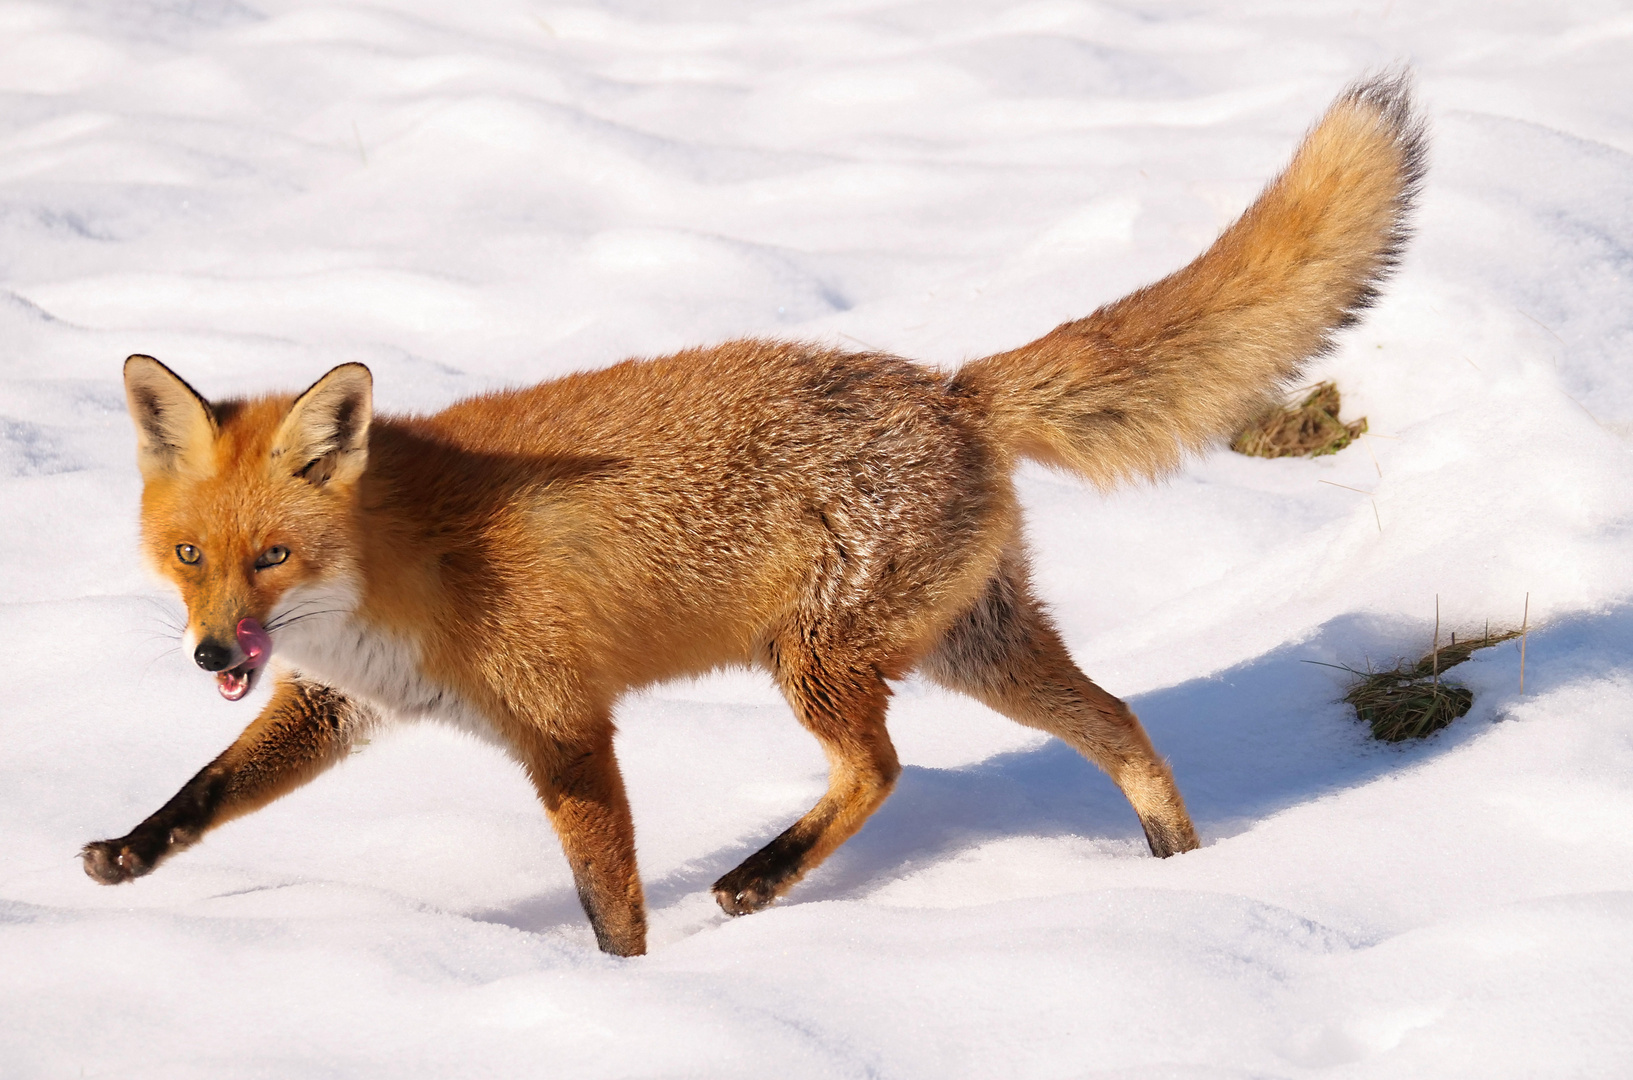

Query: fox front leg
509,718,647,957
82,674,371,884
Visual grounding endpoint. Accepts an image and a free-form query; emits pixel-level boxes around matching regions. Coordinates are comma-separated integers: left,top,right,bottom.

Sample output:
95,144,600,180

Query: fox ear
271,363,372,488
124,355,219,480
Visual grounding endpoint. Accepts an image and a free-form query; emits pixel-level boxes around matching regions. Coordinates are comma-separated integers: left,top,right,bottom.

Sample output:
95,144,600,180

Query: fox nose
194,640,235,671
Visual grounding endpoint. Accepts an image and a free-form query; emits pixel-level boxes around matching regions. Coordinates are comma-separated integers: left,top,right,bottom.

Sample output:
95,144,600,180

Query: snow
3,1,1633,1075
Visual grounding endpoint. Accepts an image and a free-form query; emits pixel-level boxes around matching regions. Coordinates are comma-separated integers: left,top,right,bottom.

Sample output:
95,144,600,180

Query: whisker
136,645,181,687
268,597,328,617
263,597,344,630
266,605,345,626
266,608,350,632
139,605,187,634
269,609,350,629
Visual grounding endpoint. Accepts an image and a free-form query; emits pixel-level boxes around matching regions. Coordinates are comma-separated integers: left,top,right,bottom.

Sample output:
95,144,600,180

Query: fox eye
255,546,290,570
175,544,201,565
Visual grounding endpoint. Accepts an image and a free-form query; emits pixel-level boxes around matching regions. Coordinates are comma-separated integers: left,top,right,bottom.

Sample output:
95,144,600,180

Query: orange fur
85,76,1425,956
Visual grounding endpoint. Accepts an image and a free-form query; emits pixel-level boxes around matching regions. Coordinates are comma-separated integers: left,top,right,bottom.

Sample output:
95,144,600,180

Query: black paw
711,859,799,916
81,837,157,884
712,878,776,916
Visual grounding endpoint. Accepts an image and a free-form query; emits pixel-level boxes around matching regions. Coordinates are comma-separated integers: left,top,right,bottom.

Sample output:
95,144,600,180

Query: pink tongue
236,618,272,670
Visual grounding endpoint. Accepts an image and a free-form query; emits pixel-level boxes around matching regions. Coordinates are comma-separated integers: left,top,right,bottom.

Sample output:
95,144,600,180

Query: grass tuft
1330,628,1524,742
1232,382,1367,458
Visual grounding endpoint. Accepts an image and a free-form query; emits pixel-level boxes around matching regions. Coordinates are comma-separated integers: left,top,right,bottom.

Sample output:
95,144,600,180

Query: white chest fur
268,581,494,740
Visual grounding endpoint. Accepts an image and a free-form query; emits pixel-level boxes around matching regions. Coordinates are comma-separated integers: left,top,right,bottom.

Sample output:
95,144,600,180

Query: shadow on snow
476,602,1633,932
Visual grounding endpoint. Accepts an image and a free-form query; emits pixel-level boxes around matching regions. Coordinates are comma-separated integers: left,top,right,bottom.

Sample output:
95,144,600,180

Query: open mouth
217,617,273,702
217,662,262,702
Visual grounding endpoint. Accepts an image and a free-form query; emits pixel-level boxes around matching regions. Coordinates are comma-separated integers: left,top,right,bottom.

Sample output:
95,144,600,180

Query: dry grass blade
1401,628,1522,680
1336,627,1524,742
1231,381,1367,458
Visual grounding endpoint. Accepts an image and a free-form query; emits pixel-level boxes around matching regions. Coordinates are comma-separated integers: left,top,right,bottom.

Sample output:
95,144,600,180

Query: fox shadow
478,602,1633,929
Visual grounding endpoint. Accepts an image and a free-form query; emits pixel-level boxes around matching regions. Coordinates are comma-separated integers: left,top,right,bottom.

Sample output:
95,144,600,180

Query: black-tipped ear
124,355,219,480
270,363,373,487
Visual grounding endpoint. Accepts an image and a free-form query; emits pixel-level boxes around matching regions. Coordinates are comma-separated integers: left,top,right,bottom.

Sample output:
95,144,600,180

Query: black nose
194,640,234,671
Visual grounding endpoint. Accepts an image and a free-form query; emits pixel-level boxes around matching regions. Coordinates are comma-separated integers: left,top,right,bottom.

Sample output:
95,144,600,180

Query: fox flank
84,75,1425,957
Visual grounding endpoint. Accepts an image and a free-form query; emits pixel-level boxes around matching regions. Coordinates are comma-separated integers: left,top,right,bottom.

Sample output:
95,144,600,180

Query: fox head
125,355,372,700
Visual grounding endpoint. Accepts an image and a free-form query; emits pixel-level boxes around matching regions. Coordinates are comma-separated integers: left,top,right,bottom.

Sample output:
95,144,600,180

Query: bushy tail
953,73,1426,487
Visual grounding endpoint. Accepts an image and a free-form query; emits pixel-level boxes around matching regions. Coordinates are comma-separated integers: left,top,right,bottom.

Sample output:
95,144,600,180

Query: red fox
85,76,1424,956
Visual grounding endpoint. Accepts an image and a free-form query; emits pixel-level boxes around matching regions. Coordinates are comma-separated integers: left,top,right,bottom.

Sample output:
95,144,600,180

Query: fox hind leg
921,549,1199,857
713,634,901,916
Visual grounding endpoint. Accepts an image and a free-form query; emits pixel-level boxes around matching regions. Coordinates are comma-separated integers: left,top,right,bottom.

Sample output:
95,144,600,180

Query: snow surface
3,1,1633,1076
